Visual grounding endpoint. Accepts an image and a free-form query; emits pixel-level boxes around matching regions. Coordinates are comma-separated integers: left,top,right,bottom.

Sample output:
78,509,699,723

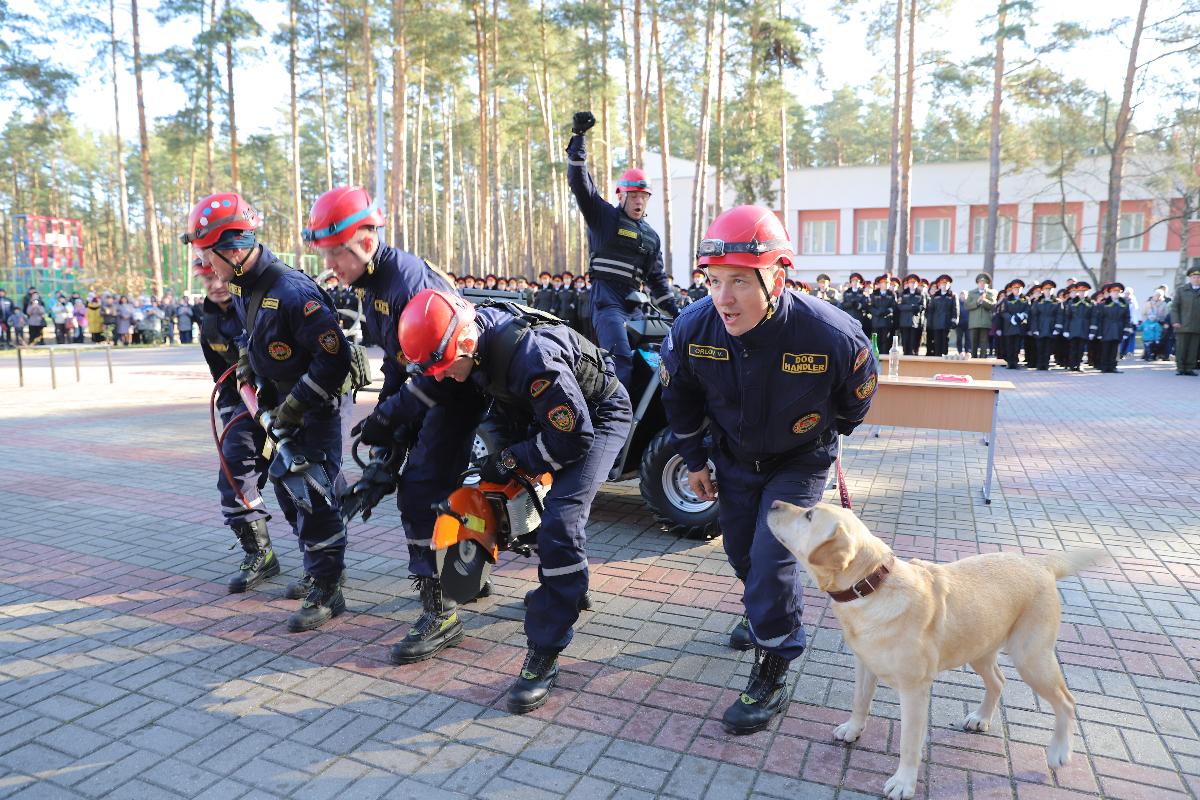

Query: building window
1117,212,1145,251
802,219,837,255
857,218,886,254
1034,213,1078,252
912,217,951,254
971,215,1013,253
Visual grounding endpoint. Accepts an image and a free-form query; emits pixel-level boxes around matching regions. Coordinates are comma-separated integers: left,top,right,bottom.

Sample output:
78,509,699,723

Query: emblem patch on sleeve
853,346,870,371
792,412,821,435
547,404,576,432
268,341,292,360
855,373,878,400
318,329,341,355
261,297,279,310
530,378,551,397
781,353,828,374
688,343,730,361
303,300,321,317
658,363,670,387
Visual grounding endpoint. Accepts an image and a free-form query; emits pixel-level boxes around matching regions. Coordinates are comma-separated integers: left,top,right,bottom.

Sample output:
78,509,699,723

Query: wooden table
862,375,1015,503
896,355,1004,380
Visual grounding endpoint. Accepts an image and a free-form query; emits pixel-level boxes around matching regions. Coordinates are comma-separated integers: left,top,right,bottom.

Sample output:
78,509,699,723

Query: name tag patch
261,297,279,310
229,284,242,296
855,374,878,400
303,300,321,317
688,344,730,361
782,353,827,374
373,299,390,315
617,228,639,239
268,341,292,360
792,412,821,435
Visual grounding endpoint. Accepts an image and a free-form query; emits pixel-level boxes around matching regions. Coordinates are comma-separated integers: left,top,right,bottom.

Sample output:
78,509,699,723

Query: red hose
211,365,259,511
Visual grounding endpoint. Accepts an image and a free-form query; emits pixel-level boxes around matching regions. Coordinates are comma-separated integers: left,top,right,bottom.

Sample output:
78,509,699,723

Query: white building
643,155,1200,303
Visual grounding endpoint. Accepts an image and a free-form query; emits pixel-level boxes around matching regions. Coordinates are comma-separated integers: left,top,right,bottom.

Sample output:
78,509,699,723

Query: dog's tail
1041,549,1107,580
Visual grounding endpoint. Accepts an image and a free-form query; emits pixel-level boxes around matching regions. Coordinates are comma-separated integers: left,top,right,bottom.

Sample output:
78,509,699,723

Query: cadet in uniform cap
967,273,996,358
1093,282,1132,373
897,274,926,355
183,192,352,632
1172,265,1200,375
686,268,710,304
840,272,870,334
1064,281,1092,370
1023,283,1043,368
998,279,1029,369
870,275,897,348
387,289,632,713
566,110,679,388
533,271,556,312
814,273,840,305
1030,280,1063,370
194,251,278,594
926,274,958,357
662,205,877,735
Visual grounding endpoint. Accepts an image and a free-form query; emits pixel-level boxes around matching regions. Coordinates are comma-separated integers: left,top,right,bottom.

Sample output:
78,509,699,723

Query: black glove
351,410,393,447
268,393,308,431
236,345,253,390
572,111,596,135
478,451,513,484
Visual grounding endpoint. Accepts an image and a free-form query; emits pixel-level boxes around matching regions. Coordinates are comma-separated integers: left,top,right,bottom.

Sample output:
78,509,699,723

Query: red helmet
398,289,478,377
181,192,260,249
616,168,652,196
696,205,793,269
191,252,212,276
303,186,385,248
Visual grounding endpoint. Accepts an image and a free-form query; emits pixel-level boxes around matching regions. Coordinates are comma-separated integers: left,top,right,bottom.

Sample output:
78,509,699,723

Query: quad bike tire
639,428,719,540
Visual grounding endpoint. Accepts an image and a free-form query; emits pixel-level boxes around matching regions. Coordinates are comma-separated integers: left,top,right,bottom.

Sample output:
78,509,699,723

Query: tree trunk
982,2,1006,276
391,0,407,245
362,0,376,194
619,0,635,161
288,0,303,263
109,0,130,284
317,0,333,191
343,12,354,186
524,130,534,274
205,0,216,193
471,0,490,276
689,0,717,254
1099,0,1149,284
884,0,902,272
224,2,240,194
601,0,612,198
712,8,726,215
1177,191,1194,288
443,92,454,267
896,0,916,277
536,0,565,268
651,2,673,278
428,103,438,265
633,0,644,164
491,0,502,260
776,0,787,235
412,59,426,255
130,0,163,296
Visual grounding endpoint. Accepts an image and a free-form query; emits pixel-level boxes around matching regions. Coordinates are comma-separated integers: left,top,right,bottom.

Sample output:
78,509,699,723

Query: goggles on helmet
695,237,790,260
617,179,650,192
302,201,383,244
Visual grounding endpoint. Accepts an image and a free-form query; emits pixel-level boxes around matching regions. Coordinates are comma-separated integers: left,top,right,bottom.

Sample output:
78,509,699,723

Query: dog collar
828,557,894,603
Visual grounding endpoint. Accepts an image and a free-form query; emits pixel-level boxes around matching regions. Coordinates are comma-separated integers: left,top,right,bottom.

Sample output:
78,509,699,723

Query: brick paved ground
0,345,1197,799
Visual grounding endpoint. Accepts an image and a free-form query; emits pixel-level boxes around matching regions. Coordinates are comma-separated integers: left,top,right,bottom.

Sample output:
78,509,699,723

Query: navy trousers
217,405,270,526
713,446,832,661
590,280,641,388
525,384,632,652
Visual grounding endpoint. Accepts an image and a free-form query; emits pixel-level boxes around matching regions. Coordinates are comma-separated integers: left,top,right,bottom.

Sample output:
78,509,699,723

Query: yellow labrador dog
767,501,1104,800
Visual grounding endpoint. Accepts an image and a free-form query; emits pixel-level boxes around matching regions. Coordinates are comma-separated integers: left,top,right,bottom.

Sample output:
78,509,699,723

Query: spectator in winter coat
86,296,104,343
72,299,88,343
176,298,196,343
26,296,47,345
115,295,136,346
0,288,14,346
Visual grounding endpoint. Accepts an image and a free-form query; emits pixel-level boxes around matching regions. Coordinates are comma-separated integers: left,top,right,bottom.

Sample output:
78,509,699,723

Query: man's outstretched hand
572,111,596,135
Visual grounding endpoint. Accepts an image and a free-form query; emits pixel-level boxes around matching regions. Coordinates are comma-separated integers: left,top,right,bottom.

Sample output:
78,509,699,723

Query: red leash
836,436,853,509
210,365,258,511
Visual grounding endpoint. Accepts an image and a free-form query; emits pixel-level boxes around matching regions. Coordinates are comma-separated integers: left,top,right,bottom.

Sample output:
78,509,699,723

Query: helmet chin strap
214,244,260,278
744,268,777,334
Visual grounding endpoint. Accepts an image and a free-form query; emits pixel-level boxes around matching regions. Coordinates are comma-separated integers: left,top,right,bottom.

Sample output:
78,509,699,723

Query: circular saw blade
439,539,491,605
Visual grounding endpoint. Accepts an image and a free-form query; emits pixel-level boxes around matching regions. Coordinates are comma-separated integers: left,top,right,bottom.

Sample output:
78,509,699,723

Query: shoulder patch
792,412,821,435
318,329,341,355
373,298,390,315
658,362,670,387
261,297,279,310
268,341,292,360
547,404,576,432
781,353,828,374
853,346,870,371
303,300,321,317
530,378,551,398
855,374,878,400
688,343,729,361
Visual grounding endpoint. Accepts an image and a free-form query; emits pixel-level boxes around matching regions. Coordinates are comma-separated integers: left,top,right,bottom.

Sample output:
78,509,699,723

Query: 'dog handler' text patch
781,353,828,374
688,344,730,361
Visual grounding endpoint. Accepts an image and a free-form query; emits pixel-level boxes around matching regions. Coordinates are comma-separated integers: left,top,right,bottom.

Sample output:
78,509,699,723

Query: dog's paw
883,771,917,800
1046,740,1072,769
833,720,864,743
962,712,991,732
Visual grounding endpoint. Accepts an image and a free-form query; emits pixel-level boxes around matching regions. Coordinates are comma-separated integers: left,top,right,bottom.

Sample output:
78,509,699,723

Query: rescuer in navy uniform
365,289,632,713
566,110,679,387
660,205,877,736
195,251,277,595
183,192,352,633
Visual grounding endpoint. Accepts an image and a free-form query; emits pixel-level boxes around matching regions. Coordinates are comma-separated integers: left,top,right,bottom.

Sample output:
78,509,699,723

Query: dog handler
660,205,878,734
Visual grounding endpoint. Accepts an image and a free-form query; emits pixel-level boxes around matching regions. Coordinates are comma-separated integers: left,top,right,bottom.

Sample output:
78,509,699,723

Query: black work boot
506,647,560,714
389,577,464,664
524,590,592,611
286,573,346,632
728,616,753,651
285,570,345,600
469,579,493,602
721,647,791,735
227,519,280,594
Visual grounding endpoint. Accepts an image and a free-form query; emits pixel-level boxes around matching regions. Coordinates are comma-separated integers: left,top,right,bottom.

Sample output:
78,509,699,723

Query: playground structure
5,211,321,298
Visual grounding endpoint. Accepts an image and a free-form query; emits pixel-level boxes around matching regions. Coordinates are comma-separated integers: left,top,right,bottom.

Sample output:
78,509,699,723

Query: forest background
1,0,1198,297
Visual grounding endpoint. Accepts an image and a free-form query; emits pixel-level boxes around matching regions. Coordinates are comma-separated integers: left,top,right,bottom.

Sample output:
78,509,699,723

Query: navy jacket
352,243,452,401
661,291,877,472
377,306,620,475
1065,299,1093,338
199,297,245,411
